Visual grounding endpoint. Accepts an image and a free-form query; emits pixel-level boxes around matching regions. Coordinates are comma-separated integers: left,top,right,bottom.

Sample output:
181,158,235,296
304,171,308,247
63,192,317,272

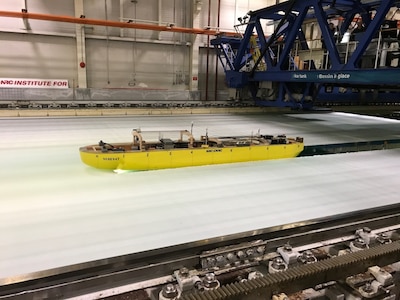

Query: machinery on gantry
212,0,400,108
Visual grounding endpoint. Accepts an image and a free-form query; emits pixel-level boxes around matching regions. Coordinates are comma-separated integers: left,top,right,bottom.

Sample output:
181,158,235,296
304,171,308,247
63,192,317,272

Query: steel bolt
206,257,216,267
246,248,254,257
377,233,391,244
362,283,373,293
237,250,246,259
283,244,292,252
354,238,367,249
203,273,219,289
363,227,372,233
179,267,189,277
271,257,286,270
161,284,178,298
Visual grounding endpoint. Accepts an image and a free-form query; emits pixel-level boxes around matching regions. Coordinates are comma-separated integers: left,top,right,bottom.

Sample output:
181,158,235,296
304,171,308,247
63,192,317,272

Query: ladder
215,43,236,71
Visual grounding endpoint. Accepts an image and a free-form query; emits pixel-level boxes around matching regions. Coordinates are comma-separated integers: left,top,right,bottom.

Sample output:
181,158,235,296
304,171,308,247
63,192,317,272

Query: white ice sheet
1,113,400,279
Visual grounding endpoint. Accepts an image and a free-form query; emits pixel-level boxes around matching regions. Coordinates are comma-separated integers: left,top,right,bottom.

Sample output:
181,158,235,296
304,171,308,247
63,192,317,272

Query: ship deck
1,112,400,280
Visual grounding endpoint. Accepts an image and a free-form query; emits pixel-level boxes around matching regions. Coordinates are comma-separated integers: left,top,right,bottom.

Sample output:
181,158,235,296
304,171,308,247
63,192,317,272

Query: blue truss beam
211,0,400,108
346,0,395,68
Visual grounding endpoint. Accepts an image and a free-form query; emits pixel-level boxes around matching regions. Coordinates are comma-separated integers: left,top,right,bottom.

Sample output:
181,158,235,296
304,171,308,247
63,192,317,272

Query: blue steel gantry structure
211,0,400,109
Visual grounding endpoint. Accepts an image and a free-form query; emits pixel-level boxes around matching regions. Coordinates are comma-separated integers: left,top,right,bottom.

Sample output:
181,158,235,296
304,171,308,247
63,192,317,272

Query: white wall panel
218,0,276,32
159,0,187,42
86,39,188,89
0,0,279,98
83,0,176,41
83,0,120,37
0,0,75,34
0,32,76,81
0,0,28,31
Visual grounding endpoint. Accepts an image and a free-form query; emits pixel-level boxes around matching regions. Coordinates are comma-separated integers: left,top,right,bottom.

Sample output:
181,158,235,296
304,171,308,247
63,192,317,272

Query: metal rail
2,204,400,299
0,11,237,36
181,241,400,300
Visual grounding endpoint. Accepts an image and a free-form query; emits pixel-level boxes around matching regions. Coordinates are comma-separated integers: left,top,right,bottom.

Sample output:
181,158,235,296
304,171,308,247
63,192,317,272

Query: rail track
2,204,400,299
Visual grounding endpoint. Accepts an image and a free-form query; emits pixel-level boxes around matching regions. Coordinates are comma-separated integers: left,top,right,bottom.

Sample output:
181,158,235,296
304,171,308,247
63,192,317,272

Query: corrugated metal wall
0,0,279,101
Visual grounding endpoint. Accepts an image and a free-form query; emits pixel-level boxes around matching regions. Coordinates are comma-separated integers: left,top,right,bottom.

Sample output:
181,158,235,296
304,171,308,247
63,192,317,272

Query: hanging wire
130,0,138,87
104,0,110,84
80,26,85,63
173,0,176,85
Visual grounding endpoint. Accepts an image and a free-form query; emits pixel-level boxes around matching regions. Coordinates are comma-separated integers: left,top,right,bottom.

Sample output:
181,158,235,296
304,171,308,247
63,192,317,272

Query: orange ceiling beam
0,10,237,36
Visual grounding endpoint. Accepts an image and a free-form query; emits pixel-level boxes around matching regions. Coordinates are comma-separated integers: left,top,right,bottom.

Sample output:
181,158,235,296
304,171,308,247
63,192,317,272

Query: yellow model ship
79,129,304,171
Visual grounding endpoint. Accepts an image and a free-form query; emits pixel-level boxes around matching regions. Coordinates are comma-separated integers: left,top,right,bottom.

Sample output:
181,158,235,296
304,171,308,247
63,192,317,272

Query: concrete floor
1,112,400,279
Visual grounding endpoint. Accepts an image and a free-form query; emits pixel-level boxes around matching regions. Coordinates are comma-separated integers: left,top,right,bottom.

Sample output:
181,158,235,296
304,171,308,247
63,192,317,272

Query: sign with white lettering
292,73,353,81
0,78,69,89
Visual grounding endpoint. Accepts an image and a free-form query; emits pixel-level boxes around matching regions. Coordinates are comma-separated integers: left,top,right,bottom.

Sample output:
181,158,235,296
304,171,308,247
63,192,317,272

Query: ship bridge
211,0,400,108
